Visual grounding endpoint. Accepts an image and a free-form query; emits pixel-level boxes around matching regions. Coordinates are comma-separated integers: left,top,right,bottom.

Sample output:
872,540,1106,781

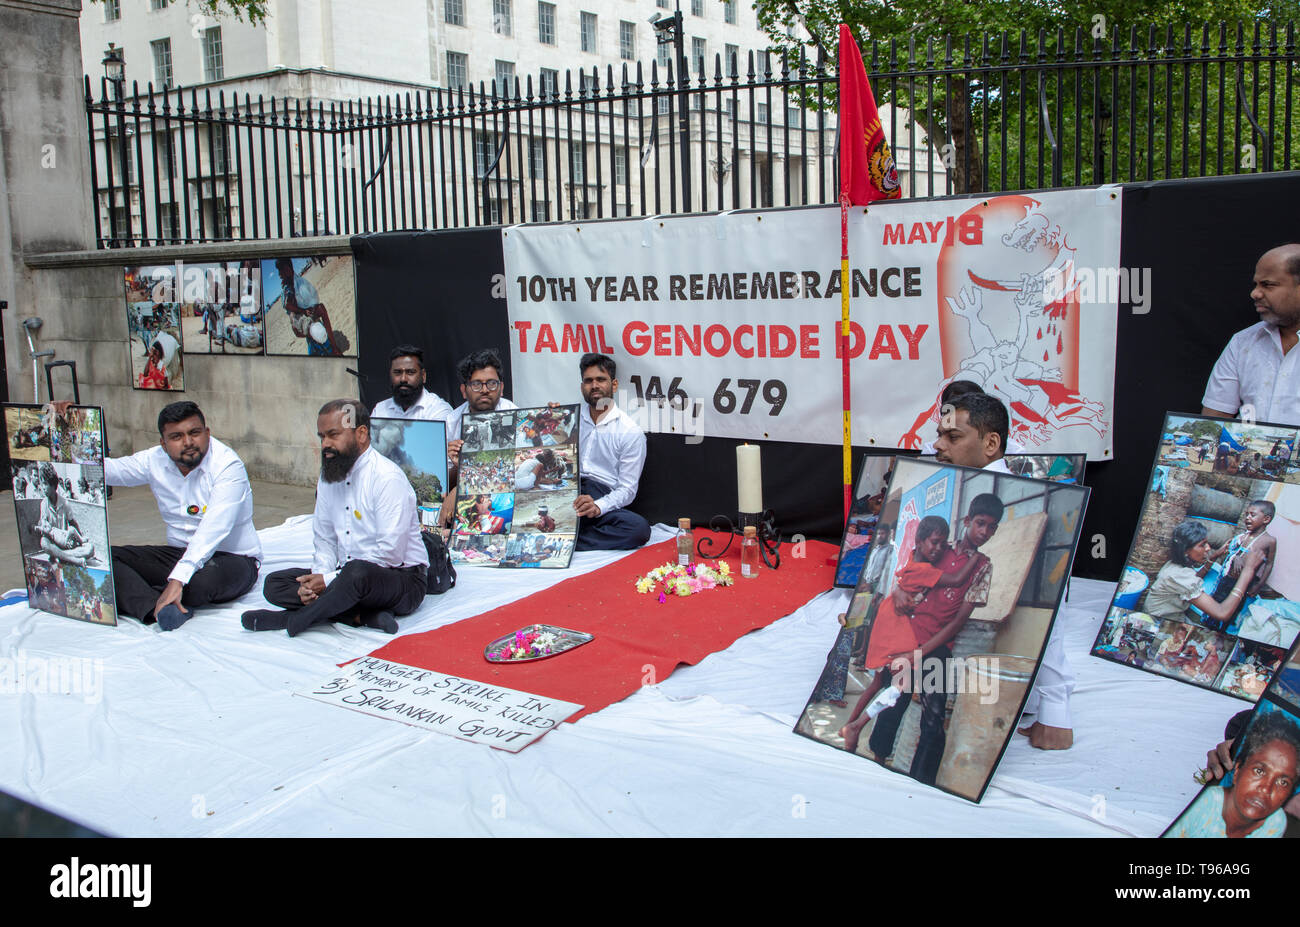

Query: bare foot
840,723,862,753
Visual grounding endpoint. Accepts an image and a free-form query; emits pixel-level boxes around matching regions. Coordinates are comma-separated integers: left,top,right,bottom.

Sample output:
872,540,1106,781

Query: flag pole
839,193,852,527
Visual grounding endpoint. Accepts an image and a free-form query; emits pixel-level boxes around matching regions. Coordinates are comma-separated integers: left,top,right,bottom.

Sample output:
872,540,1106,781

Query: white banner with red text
503,190,1122,459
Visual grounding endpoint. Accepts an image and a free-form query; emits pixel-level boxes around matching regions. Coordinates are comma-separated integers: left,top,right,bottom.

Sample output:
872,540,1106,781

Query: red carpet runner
366,531,837,721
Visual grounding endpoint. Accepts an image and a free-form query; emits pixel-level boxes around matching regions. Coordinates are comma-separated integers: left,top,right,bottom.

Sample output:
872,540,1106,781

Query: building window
495,60,516,96
756,102,769,124
691,0,702,16
657,0,669,8
487,198,502,224
570,146,585,184
159,203,180,242
155,131,176,179
104,0,121,22
539,67,558,100
580,12,597,53
619,21,635,61
201,26,224,81
446,51,468,89
724,0,736,24
758,50,771,77
692,37,706,74
614,146,627,186
530,139,546,176
493,0,512,36
531,199,550,221
787,107,801,128
211,129,228,173
725,44,739,77
537,1,555,44
657,95,671,114
151,38,173,89
656,40,671,69
150,0,170,9
445,0,464,26
475,131,498,175
107,133,136,184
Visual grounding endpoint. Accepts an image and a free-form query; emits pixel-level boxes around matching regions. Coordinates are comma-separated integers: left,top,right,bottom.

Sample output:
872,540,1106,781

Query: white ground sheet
0,521,1243,836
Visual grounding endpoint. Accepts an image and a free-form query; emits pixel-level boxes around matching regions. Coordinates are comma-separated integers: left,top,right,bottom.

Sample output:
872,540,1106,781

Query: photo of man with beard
242,399,429,636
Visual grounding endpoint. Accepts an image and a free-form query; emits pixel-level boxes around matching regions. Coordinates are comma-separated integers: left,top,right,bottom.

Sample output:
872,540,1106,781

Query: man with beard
82,400,261,631
574,353,651,550
370,345,454,422
242,399,428,636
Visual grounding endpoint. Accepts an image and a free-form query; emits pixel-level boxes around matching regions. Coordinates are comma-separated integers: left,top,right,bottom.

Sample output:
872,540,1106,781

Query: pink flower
658,592,667,604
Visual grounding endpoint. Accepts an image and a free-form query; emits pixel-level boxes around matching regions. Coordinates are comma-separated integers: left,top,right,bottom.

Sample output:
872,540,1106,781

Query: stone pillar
0,0,95,403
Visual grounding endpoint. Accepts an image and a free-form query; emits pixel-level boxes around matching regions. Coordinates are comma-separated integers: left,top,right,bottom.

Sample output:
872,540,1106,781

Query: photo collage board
800,456,1090,803
834,450,1086,588
450,404,579,569
1164,637,1300,838
4,404,118,625
1092,413,1300,702
370,417,448,534
124,255,357,390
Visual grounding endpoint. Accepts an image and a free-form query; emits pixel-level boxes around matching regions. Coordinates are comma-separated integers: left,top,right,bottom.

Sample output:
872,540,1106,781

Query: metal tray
484,624,594,663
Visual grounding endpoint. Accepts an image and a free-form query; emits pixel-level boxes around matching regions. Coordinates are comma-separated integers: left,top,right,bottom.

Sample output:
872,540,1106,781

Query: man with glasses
446,349,518,466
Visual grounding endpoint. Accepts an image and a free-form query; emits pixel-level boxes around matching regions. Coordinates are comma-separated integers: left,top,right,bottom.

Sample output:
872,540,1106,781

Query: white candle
737,444,763,513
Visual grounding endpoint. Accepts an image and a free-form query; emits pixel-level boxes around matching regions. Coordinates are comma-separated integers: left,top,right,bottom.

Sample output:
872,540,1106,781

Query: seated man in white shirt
370,345,454,422
932,391,1076,750
574,353,651,551
440,349,519,528
241,399,428,637
1202,243,1300,425
98,401,261,631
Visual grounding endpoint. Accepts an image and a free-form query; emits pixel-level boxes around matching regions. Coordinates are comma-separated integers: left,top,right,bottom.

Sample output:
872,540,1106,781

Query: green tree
756,0,1297,192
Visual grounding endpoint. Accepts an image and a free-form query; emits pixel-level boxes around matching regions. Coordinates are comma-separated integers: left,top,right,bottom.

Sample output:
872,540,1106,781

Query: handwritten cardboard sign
298,657,582,752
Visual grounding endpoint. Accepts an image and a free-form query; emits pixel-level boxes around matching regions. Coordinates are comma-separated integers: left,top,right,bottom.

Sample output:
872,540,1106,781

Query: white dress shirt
982,453,1074,728
371,388,454,422
446,397,518,441
104,437,262,585
312,446,427,584
578,402,646,515
1202,321,1300,425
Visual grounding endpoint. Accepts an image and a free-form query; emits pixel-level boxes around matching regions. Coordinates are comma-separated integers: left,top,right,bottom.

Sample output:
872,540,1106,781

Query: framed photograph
833,451,1085,589
370,418,448,533
450,404,580,569
261,256,356,357
796,456,1090,803
1163,693,1300,838
124,295,184,391
1091,413,1300,700
178,260,265,356
4,404,117,626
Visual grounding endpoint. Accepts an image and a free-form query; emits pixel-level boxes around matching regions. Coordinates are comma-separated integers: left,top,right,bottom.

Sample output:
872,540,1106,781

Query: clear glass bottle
740,525,760,578
676,518,694,566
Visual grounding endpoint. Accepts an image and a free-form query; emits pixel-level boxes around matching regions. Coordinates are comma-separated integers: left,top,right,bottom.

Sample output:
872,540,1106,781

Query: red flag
838,24,901,204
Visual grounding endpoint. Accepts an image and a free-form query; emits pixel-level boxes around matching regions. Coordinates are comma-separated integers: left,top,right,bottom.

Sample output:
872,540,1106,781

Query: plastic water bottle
740,525,760,578
676,518,694,566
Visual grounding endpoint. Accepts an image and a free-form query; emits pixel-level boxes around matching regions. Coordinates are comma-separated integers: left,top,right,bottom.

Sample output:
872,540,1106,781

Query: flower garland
634,561,733,603
489,629,559,661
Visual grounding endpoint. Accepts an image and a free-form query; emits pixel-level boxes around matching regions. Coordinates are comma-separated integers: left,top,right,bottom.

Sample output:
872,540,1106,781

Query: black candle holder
695,510,783,570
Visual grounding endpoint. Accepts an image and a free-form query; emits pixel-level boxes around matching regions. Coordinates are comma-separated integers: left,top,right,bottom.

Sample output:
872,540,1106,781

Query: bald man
1202,243,1300,425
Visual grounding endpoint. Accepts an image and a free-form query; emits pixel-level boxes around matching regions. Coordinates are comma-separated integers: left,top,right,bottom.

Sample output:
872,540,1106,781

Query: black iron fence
86,20,1297,249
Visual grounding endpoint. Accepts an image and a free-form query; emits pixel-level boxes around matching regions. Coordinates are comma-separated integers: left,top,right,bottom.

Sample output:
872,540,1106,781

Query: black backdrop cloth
351,171,1300,582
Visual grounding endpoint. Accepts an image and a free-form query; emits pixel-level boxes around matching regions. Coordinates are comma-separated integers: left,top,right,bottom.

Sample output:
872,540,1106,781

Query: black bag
421,530,457,595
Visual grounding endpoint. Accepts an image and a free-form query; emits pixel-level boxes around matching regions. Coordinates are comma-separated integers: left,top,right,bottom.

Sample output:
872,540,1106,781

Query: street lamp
102,43,131,246
651,8,691,210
